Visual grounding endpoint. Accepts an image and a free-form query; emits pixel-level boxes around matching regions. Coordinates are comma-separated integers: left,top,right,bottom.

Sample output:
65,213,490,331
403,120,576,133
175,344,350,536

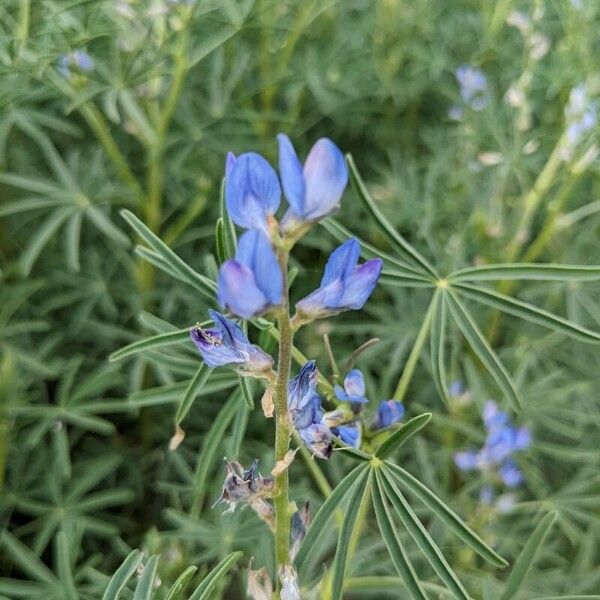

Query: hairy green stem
393,295,436,401
273,251,293,578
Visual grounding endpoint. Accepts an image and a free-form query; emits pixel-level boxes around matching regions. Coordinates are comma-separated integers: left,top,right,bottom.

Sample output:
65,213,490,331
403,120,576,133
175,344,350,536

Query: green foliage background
1,0,600,598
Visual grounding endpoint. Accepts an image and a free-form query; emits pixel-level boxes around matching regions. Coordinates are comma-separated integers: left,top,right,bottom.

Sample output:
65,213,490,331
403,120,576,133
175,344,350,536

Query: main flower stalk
273,249,293,572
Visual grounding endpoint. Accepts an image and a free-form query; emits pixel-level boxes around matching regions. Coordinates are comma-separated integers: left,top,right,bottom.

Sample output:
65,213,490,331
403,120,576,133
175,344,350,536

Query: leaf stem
393,295,436,401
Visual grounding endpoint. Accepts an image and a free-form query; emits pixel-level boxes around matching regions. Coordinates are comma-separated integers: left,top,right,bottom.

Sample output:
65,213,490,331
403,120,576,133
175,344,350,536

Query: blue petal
209,309,248,346
190,327,245,367
339,258,383,309
217,260,268,319
225,152,236,177
225,152,281,230
277,134,306,216
298,423,333,459
376,400,405,428
482,400,509,431
344,369,365,397
334,384,348,402
302,138,348,220
321,238,360,287
295,280,344,316
332,424,360,448
499,460,524,487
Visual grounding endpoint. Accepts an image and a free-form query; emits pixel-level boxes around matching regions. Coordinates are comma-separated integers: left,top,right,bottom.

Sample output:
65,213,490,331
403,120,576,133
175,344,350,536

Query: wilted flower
215,459,275,526
290,502,310,560
190,310,274,377
279,565,300,600
277,134,348,235
57,50,95,78
455,65,489,111
288,361,333,459
373,400,405,429
218,230,283,318
295,238,382,322
225,152,281,232
334,369,368,405
246,561,273,600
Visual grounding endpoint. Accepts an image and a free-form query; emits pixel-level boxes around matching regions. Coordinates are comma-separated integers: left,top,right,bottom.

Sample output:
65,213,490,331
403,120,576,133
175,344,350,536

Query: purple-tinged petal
375,400,405,429
277,133,306,216
225,152,236,177
288,361,319,415
499,460,524,487
344,369,366,397
515,426,531,450
321,238,360,286
298,423,333,459
338,258,383,309
217,260,269,319
190,326,246,367
302,138,348,220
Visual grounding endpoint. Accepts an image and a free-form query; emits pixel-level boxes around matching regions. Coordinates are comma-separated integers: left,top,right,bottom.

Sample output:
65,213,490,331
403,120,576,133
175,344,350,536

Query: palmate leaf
120,209,216,301
346,154,438,279
445,290,521,410
295,463,370,572
331,470,373,600
375,413,432,459
385,463,507,567
454,282,600,343
378,468,471,600
372,470,429,600
449,263,600,282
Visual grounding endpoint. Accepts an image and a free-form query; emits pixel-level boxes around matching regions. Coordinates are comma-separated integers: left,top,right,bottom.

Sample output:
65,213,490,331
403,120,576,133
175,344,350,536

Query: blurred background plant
1,0,600,598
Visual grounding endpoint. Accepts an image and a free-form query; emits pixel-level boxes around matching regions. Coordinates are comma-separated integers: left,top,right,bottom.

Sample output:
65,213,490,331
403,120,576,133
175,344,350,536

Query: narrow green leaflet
449,263,600,282
55,531,77,600
238,375,254,409
188,551,242,600
120,209,216,301
499,511,558,600
219,175,237,257
430,289,448,404
454,282,600,343
135,246,183,282
385,463,507,567
191,391,241,513
331,470,372,600
372,470,429,600
295,464,369,571
381,271,437,288
175,364,213,425
164,566,198,600
133,555,159,600
380,469,471,600
346,153,438,279
215,218,227,264
445,291,521,410
109,330,191,362
376,413,432,459
102,550,143,600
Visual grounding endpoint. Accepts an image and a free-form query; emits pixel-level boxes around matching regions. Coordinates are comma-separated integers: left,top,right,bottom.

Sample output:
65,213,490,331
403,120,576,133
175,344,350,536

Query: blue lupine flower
295,238,383,320
277,134,348,233
331,423,361,448
57,50,95,78
334,369,368,405
288,361,333,459
218,230,283,318
374,400,405,429
190,310,273,376
455,65,488,111
224,152,281,232
482,400,510,431
449,380,466,397
499,460,524,487
454,450,479,471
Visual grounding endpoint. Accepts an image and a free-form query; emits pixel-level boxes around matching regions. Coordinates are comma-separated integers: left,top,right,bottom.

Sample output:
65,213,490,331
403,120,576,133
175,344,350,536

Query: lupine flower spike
277,133,348,237
218,230,283,318
225,152,281,233
190,310,274,378
295,238,382,323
